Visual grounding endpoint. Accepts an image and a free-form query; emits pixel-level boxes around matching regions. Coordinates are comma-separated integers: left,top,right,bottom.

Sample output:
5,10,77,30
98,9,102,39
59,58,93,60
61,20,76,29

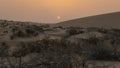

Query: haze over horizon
0,0,120,23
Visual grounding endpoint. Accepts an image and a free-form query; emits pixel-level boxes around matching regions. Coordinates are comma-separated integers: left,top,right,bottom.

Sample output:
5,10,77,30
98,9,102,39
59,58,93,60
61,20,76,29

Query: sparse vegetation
0,20,120,68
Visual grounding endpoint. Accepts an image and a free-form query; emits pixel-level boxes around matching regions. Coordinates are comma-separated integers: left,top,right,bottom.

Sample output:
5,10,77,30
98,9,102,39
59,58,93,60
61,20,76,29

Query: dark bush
66,28,79,36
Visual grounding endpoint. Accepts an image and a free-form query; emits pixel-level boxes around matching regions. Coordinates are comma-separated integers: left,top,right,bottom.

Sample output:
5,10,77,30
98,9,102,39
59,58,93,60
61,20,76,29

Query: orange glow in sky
0,0,120,23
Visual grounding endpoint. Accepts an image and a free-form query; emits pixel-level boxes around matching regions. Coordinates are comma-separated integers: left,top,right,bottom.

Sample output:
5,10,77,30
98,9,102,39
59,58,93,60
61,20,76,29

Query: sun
57,16,61,20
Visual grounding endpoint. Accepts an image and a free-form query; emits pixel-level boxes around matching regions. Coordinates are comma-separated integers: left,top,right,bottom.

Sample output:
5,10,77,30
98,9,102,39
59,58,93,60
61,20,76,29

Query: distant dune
56,12,120,28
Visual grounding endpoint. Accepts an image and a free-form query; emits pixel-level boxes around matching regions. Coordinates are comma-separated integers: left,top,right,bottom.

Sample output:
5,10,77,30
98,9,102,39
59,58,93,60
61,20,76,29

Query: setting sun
57,16,61,20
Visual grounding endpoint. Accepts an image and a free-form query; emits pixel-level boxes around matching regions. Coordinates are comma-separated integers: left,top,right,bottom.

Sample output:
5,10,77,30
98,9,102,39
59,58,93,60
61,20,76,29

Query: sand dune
56,12,120,28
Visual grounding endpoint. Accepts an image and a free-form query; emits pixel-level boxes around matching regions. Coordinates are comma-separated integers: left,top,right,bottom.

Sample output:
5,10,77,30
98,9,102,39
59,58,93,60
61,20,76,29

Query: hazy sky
0,0,120,23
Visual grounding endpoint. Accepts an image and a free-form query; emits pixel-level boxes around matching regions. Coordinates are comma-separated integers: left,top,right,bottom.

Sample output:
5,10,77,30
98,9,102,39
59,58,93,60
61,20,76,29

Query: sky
0,0,120,23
